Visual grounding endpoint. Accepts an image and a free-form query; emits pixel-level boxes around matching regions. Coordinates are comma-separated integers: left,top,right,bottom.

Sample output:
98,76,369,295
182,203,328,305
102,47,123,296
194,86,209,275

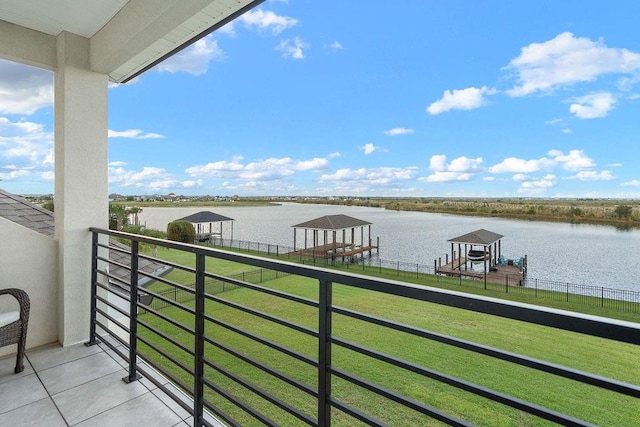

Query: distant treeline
297,198,640,228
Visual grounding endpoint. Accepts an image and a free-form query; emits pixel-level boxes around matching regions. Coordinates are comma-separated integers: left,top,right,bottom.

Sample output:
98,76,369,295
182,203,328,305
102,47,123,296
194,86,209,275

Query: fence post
194,251,206,426
601,287,604,307
318,278,333,426
87,232,100,346
124,240,141,383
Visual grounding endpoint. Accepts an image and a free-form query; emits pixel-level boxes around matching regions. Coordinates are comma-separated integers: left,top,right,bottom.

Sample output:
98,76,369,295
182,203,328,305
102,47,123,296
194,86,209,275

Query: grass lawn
134,254,640,426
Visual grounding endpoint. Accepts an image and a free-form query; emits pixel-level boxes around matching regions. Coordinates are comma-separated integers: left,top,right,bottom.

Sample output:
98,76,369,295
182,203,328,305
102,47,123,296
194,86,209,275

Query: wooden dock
437,256,525,286
289,243,378,260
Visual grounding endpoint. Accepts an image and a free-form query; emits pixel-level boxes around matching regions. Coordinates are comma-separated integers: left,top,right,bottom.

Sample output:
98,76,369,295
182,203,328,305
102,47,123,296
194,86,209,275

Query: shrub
166,220,195,244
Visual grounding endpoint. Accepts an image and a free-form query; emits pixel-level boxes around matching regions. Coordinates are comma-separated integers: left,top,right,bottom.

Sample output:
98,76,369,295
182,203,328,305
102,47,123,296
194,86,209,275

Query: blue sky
2,0,640,197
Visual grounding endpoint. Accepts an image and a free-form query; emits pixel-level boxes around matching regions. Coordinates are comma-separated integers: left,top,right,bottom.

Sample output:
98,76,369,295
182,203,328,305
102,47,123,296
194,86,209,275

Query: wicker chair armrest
0,288,30,323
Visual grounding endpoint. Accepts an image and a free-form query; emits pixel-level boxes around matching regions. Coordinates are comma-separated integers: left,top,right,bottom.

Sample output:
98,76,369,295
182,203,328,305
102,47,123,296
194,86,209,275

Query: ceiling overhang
0,0,264,82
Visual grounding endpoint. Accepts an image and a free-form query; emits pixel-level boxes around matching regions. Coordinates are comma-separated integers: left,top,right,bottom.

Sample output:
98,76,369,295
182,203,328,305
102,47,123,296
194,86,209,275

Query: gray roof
107,240,173,289
0,189,55,236
178,211,234,224
448,229,504,246
293,214,372,230
0,188,171,287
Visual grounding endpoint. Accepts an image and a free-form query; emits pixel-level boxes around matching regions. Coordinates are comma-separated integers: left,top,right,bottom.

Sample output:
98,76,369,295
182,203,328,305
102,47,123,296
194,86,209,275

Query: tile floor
0,340,220,426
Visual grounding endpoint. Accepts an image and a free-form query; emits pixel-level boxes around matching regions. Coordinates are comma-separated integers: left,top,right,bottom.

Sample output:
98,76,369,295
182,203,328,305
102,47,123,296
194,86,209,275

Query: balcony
7,228,637,425
0,340,203,426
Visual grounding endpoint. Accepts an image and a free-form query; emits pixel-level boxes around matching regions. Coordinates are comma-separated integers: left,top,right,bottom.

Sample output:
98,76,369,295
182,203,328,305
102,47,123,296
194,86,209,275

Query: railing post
124,240,141,383
194,251,206,426
87,231,100,346
318,278,333,426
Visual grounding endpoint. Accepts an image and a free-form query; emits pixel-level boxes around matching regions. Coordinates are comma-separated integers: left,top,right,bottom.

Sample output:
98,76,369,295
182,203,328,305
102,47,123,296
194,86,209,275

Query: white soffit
108,0,257,83
0,0,262,83
0,0,128,38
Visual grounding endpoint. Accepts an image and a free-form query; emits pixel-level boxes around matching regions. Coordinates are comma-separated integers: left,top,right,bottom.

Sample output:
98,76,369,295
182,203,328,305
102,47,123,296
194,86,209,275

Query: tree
109,203,127,230
614,205,633,220
166,220,195,244
42,201,54,212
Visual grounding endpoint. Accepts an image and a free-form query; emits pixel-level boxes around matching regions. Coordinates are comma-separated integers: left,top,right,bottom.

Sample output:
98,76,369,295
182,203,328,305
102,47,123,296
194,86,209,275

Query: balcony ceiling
0,0,262,82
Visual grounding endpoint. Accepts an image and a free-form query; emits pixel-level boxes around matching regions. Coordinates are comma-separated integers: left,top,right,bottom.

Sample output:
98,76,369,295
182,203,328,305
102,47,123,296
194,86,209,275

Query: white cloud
327,41,343,51
186,155,330,181
361,143,377,155
319,167,418,187
0,60,53,115
490,149,594,175
182,179,203,188
427,86,495,115
567,92,616,119
296,157,329,170
422,155,483,182
384,127,414,136
423,171,475,183
428,154,447,172
108,129,165,139
516,175,556,194
0,117,53,183
550,149,595,171
276,37,309,59
505,32,640,97
156,36,224,76
561,128,572,134
621,180,640,187
566,170,615,181
108,165,175,190
240,9,298,34
489,157,551,174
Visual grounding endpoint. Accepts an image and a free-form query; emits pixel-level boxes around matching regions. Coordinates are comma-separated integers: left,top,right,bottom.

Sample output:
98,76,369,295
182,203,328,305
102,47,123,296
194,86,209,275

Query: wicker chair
0,288,30,373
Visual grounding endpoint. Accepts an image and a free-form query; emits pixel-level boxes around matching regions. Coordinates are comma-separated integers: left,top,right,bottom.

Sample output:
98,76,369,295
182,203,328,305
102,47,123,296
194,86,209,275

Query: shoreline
295,197,640,229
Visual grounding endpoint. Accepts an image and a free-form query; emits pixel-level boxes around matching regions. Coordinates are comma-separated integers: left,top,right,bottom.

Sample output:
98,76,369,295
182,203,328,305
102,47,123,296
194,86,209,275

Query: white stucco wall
0,218,58,357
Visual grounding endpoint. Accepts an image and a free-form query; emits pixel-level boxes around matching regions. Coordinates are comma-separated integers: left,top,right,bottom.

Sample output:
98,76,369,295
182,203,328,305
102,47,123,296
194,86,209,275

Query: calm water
137,203,640,292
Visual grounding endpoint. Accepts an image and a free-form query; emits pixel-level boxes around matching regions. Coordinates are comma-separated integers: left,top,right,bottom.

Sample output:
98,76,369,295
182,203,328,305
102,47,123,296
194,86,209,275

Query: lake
137,203,640,292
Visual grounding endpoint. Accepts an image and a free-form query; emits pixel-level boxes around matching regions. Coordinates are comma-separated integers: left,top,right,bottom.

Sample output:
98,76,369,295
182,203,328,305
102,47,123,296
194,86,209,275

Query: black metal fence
207,237,640,312
90,228,640,427
147,268,289,311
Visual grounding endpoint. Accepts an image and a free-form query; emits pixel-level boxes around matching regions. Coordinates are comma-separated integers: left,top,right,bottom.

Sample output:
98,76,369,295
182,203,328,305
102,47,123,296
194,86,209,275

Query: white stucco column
54,32,108,346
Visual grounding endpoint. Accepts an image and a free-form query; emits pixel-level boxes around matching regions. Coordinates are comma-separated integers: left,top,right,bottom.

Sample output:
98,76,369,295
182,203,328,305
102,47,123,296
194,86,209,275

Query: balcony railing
89,228,640,426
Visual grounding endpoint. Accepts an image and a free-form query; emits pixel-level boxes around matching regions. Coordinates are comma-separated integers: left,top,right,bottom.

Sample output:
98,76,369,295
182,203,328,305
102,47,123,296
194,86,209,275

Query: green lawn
135,259,640,426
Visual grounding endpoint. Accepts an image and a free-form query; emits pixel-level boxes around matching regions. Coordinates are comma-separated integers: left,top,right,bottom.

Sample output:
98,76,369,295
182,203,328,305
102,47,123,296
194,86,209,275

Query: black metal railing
89,228,640,426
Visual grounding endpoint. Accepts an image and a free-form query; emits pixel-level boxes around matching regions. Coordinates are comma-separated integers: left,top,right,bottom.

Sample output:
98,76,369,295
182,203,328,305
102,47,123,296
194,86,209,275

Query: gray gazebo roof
448,229,504,246
178,211,234,224
293,214,371,230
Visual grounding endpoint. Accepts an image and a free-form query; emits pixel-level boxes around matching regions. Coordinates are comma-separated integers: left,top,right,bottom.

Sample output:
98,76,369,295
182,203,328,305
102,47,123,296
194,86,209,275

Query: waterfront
137,203,640,292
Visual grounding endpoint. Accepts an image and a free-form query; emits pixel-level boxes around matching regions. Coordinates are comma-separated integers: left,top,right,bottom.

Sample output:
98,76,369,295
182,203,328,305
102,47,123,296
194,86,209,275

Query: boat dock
438,229,527,287
436,255,526,286
289,242,378,261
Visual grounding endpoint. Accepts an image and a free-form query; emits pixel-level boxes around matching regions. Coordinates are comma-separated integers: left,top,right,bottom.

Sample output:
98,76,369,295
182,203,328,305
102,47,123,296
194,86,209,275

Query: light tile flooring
0,340,210,426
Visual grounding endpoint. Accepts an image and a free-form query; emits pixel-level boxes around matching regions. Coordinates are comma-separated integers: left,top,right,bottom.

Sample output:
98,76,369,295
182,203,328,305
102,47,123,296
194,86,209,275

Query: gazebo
448,229,503,282
292,214,378,259
178,211,234,243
